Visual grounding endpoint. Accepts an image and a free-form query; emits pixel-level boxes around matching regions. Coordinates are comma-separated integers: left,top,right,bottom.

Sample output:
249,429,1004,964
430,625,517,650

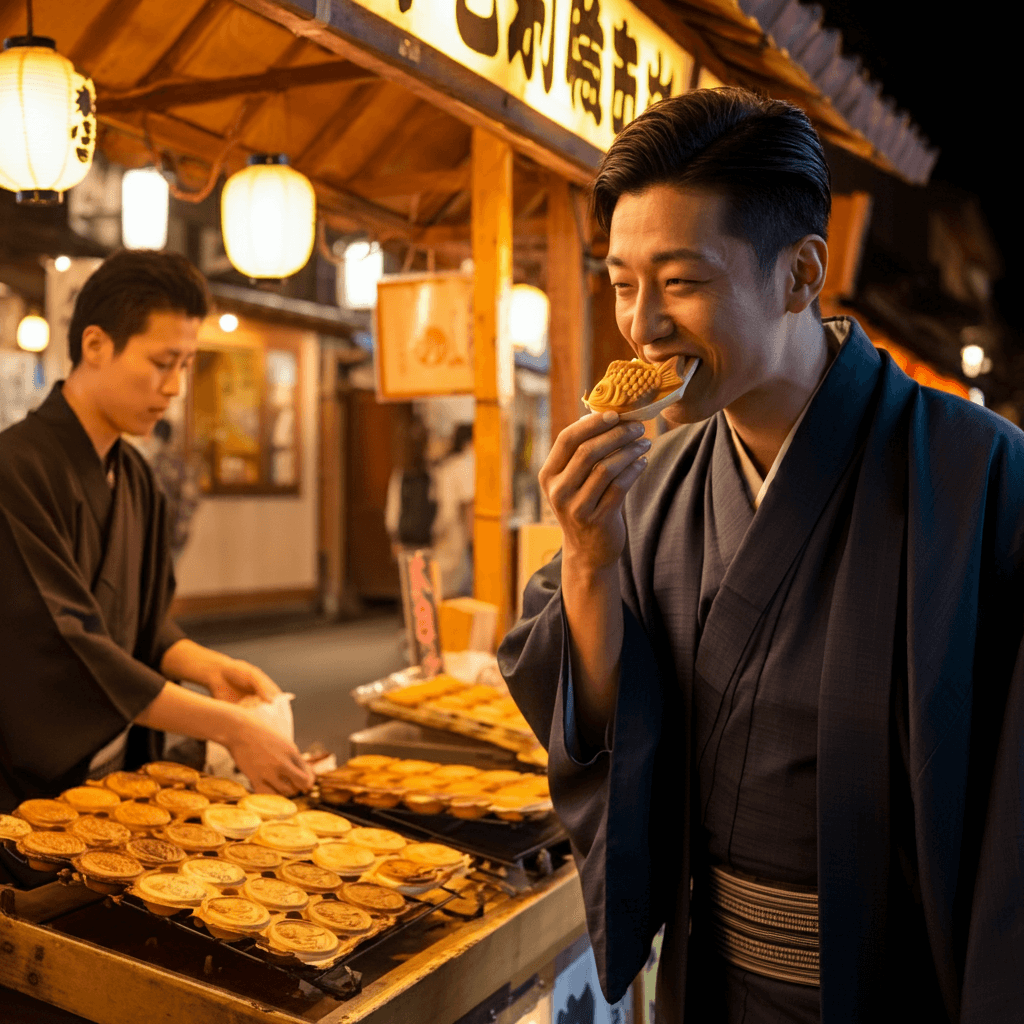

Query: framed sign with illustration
375,272,474,399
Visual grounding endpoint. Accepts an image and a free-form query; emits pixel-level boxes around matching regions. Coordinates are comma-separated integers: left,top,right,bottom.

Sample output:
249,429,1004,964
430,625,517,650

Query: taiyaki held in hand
583,355,700,421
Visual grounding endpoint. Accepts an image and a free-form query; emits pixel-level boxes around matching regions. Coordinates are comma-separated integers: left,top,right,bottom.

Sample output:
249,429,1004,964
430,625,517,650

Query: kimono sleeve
0,496,165,793
498,548,668,1004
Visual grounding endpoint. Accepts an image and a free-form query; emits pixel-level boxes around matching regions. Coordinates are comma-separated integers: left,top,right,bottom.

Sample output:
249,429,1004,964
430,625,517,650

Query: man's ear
78,325,115,369
784,235,828,314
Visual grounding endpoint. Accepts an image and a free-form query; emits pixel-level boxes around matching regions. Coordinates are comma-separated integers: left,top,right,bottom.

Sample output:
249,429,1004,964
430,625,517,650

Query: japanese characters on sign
351,0,695,152
398,549,444,678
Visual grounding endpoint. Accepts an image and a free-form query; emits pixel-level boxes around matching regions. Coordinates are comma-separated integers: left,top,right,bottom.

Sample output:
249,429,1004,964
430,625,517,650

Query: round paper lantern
17,313,49,353
0,36,96,204
221,154,316,279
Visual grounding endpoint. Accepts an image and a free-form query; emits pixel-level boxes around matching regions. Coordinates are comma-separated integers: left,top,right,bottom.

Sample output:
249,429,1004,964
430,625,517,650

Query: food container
238,794,297,821
61,787,121,815
143,762,201,787
221,842,285,872
68,816,133,849
277,860,343,894
311,842,376,877
195,776,249,802
195,894,271,939
124,836,187,869
15,830,87,872
242,875,310,913
154,789,210,818
15,799,79,830
72,850,145,894
131,870,214,916
202,804,261,840
179,857,248,890
103,772,160,800
113,802,172,832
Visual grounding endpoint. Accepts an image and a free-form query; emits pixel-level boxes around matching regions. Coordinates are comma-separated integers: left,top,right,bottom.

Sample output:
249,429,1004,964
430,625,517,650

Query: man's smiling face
606,184,796,426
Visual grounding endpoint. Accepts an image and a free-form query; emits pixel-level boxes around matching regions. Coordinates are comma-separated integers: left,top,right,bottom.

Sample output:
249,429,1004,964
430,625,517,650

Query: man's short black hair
592,88,831,283
68,250,209,366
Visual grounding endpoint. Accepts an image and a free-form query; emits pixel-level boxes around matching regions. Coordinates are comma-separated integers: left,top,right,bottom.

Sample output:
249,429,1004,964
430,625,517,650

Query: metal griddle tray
109,884,459,1000
315,802,569,890
2,844,458,1003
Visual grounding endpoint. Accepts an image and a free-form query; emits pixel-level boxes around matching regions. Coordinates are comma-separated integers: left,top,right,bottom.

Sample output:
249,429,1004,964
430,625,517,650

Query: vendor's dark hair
68,250,209,366
592,88,831,282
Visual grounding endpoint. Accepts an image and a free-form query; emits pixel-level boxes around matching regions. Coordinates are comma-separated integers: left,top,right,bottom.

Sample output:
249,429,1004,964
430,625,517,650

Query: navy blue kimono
498,319,1024,1023
0,384,183,812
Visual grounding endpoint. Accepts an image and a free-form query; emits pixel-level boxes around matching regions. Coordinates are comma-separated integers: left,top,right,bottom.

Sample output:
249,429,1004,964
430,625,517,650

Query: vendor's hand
225,708,314,796
539,412,650,572
206,657,281,704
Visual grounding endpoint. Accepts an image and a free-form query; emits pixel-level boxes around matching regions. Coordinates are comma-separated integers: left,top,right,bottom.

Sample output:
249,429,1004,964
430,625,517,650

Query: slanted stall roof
638,0,936,184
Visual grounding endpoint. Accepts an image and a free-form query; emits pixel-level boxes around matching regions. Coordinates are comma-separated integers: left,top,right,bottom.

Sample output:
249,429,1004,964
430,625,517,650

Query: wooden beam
233,0,598,186
98,62,375,114
546,175,588,441
471,128,514,636
97,110,419,240
346,165,470,200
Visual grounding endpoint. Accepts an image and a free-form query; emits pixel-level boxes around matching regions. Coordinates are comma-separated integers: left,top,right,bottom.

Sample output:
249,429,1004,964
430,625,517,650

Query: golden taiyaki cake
584,358,685,415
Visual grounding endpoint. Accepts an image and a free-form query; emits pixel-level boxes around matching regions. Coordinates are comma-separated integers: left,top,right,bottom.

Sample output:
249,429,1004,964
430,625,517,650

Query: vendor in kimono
499,88,1024,1023
0,250,314,819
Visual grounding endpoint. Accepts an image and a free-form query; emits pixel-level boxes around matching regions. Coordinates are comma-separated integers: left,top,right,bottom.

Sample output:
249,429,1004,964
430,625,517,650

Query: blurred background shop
0,0,1017,1020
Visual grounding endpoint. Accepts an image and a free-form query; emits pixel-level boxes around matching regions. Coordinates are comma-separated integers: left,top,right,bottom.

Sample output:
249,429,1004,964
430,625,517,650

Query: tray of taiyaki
351,667,548,768
317,754,553,824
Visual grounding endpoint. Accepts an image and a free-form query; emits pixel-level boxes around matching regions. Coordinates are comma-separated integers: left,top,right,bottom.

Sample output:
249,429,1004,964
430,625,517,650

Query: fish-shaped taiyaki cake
584,356,700,420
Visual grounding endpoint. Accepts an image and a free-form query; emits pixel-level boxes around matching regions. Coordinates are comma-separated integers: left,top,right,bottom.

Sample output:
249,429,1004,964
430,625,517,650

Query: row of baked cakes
0,762,470,968
317,754,552,820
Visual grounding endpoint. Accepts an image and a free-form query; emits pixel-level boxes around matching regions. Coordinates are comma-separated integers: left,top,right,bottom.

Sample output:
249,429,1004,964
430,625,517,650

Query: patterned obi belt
708,865,819,987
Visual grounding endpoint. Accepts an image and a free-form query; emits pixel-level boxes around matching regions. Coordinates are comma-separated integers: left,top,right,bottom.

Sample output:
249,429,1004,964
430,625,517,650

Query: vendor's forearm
160,638,231,688
562,554,622,748
134,680,243,747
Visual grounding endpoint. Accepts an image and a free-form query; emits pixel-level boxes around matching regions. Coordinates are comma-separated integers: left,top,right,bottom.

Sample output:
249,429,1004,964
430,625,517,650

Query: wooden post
546,175,588,442
471,128,514,635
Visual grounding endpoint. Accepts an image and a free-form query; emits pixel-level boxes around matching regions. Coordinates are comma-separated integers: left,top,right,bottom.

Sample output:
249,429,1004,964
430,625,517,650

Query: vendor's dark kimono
498,320,1024,1023
0,384,183,812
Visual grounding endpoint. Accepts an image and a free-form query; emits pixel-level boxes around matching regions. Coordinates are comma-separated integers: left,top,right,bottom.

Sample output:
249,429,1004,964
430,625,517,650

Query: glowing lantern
0,36,96,204
122,167,169,250
17,313,49,352
509,284,550,357
221,154,315,279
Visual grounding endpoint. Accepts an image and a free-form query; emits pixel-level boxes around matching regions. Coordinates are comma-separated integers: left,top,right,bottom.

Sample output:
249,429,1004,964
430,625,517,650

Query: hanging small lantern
121,167,169,250
221,154,316,280
509,284,550,358
17,313,49,353
0,19,96,205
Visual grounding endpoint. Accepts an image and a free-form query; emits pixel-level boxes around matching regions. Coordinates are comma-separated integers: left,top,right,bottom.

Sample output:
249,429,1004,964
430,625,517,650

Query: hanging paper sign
375,272,475,399
333,0,694,156
398,549,444,677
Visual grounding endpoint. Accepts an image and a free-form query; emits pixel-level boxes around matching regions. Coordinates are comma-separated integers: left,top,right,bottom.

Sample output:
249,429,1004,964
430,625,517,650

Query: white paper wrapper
205,692,296,781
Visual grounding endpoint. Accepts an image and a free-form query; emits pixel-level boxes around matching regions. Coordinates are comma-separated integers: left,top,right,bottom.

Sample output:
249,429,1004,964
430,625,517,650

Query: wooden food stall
0,0,939,1021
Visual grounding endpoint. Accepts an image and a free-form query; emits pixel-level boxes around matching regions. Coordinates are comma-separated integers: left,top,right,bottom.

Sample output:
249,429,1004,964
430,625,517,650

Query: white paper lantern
221,154,316,279
17,313,49,353
0,36,96,204
509,284,550,357
122,167,169,250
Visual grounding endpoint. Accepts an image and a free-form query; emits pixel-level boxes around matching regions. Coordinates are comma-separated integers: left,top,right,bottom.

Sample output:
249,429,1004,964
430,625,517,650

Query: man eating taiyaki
499,87,1024,1024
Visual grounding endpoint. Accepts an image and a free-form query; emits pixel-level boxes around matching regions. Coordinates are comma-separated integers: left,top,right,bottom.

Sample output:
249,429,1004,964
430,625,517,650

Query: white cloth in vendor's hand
206,692,296,780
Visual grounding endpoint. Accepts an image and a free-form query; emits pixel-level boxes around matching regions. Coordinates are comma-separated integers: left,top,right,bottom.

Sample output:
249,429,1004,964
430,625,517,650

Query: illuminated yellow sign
349,0,695,152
